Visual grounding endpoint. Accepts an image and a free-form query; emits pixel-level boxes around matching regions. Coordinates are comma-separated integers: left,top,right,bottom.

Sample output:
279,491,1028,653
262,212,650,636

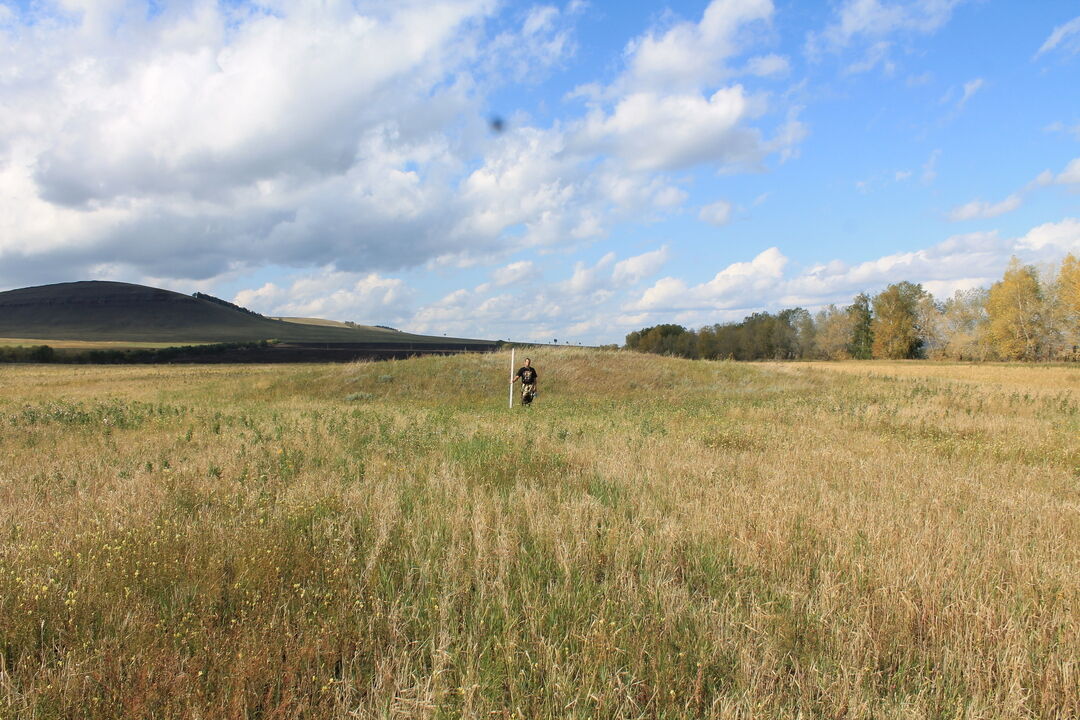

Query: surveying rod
509,348,515,409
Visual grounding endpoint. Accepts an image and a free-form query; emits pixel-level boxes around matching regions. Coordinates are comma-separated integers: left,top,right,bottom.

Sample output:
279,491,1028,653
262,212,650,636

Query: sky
1,0,1078,344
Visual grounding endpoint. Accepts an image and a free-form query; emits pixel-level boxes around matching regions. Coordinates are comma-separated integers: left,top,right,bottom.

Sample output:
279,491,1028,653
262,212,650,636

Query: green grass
0,351,1076,718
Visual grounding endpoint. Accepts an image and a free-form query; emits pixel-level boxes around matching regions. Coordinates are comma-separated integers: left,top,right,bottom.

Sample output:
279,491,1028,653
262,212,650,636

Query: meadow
0,350,1076,719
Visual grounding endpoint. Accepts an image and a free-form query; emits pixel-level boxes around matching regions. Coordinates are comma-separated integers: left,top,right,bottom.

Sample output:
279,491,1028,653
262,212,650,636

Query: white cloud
1044,121,1080,141
563,0,800,179
620,219,1080,329
922,148,941,184
485,3,582,82
956,77,984,109
780,231,1008,306
575,88,765,172
628,247,786,311
399,245,675,341
1035,15,1080,58
744,53,790,76
845,41,895,74
257,217,1080,344
699,200,734,226
612,246,670,286
0,0,517,286
234,270,414,323
492,260,539,286
808,0,967,72
560,252,616,295
811,0,966,50
622,0,775,92
1056,158,1080,185
947,193,1022,221
1015,218,1080,254
0,0,806,291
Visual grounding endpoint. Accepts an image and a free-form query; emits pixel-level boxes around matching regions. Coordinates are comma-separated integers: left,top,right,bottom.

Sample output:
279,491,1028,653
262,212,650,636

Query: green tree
986,259,1046,361
625,324,692,356
871,282,926,359
847,293,874,359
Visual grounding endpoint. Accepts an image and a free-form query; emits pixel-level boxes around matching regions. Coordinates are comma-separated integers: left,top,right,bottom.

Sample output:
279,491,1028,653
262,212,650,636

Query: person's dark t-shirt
516,366,537,384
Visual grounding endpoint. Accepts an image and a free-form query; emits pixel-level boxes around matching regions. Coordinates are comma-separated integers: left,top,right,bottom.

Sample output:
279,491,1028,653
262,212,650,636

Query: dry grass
0,350,1076,719
785,359,1080,393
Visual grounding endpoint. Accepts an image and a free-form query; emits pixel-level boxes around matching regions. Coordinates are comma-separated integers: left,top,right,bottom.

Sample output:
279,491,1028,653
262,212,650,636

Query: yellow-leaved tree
986,259,1046,361
871,282,926,359
1057,254,1080,357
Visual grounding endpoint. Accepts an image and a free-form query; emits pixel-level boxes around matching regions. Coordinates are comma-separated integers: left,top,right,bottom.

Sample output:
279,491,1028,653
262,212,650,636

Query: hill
0,281,492,348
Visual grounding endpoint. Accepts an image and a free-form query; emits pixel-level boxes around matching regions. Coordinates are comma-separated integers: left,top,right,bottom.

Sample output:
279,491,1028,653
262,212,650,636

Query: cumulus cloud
0,0,806,292
492,260,539,286
574,88,765,172
485,2,583,82
622,0,775,92
234,270,414,323
239,216,1080,345
1035,15,1080,58
628,247,787,312
619,219,1077,331
560,252,617,295
0,0,515,286
402,246,673,341
947,193,1022,221
612,246,670,286
1015,218,1080,255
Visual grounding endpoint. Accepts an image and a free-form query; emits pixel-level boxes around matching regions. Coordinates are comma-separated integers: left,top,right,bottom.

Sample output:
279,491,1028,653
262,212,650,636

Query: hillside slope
0,281,490,346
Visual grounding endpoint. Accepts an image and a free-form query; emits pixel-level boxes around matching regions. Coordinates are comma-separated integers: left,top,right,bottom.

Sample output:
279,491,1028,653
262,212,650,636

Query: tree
940,288,990,361
916,294,946,358
847,293,874,359
871,282,926,359
986,259,1046,361
815,305,855,360
1054,254,1080,359
625,324,691,356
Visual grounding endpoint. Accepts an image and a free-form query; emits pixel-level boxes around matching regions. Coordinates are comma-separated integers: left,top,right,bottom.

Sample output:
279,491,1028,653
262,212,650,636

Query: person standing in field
511,357,538,405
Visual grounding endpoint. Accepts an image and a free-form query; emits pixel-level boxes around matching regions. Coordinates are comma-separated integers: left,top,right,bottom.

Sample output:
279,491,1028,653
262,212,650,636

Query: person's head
524,358,531,366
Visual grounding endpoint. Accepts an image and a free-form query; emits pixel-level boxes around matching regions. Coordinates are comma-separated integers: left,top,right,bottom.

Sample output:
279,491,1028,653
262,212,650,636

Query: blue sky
1,0,1078,343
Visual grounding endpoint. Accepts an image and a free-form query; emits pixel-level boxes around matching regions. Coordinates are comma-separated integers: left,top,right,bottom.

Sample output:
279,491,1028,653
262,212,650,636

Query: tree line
625,255,1080,362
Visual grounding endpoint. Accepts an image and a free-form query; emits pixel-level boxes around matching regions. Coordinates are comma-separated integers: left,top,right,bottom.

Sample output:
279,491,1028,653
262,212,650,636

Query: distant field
780,359,1080,393
0,337,211,349
272,316,354,327
0,352,1075,718
272,317,395,332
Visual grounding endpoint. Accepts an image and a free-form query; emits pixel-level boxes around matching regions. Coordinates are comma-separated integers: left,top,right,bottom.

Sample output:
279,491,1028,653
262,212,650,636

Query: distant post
509,348,515,409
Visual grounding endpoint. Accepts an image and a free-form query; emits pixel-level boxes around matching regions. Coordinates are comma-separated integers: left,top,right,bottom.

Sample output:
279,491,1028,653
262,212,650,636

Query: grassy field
0,351,1076,719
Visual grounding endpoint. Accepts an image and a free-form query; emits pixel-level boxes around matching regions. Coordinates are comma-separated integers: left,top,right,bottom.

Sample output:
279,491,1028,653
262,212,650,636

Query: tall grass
0,350,1076,718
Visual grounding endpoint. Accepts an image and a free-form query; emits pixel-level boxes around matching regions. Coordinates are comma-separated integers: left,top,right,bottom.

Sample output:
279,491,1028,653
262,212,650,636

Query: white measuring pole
508,348,515,409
